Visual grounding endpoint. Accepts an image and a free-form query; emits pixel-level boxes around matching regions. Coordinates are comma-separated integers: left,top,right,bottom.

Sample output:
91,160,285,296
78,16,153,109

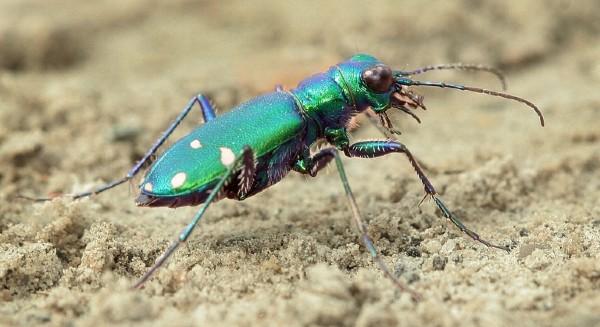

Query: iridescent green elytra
31,53,543,295
141,92,303,199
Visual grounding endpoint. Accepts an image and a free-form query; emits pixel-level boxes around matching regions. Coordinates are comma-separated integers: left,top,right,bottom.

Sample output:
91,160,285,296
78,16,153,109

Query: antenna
395,77,544,126
395,63,507,91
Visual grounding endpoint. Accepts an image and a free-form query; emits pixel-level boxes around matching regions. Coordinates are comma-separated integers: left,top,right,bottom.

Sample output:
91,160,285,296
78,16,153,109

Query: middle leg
293,147,421,300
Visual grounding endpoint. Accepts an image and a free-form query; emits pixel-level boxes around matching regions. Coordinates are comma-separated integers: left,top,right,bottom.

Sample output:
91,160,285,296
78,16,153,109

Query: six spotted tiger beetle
25,54,544,300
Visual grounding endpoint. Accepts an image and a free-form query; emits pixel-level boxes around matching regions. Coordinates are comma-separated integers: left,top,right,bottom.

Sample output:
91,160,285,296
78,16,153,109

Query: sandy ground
1,1,599,326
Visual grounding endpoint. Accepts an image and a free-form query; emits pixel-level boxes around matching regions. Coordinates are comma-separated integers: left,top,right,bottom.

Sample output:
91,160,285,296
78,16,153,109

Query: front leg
344,140,509,251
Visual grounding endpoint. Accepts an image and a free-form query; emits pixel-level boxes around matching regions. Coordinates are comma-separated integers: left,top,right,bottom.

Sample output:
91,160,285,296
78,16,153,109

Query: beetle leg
292,147,336,177
294,147,421,300
332,149,421,301
344,140,509,252
132,146,253,289
235,147,257,200
324,127,350,151
358,112,436,173
24,94,218,201
126,94,216,179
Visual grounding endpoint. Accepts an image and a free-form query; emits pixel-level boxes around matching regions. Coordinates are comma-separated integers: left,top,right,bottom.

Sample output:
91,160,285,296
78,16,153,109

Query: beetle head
334,54,427,131
335,54,544,134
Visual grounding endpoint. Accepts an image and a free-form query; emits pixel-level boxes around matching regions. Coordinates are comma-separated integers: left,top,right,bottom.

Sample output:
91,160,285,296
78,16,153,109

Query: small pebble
406,247,421,257
432,256,448,271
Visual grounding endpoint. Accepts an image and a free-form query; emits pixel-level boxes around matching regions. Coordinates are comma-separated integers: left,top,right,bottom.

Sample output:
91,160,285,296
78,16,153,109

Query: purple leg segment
346,141,435,195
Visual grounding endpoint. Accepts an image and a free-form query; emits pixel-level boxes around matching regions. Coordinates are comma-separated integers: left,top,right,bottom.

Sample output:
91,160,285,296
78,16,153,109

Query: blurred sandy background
1,1,599,326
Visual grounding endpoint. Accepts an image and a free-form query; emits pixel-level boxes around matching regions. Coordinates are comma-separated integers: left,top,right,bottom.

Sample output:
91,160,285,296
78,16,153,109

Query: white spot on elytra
171,172,187,189
220,147,235,166
143,182,153,192
190,139,202,149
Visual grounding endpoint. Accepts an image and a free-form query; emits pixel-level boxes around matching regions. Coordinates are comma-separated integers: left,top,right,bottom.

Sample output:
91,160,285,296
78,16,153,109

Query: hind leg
26,94,217,201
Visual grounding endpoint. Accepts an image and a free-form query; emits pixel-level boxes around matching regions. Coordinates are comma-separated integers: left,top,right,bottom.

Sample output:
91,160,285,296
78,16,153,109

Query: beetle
27,54,544,300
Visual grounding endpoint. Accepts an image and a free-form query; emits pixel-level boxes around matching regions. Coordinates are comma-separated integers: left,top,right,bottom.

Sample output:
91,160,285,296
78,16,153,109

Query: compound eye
362,65,393,93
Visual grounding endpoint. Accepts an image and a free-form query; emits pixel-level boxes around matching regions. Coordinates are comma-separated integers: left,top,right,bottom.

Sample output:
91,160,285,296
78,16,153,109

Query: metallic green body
140,54,391,202
33,53,537,292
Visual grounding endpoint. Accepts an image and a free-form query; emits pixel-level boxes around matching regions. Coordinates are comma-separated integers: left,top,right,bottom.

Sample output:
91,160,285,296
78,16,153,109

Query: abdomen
137,91,306,207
